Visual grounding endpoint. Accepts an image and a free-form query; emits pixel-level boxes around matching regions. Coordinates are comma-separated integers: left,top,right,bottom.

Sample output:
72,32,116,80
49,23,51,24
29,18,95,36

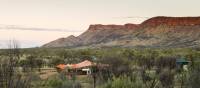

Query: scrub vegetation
0,43,200,88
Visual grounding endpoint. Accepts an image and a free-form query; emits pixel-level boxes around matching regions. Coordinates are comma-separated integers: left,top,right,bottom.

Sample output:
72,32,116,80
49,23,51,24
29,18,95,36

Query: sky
0,0,200,48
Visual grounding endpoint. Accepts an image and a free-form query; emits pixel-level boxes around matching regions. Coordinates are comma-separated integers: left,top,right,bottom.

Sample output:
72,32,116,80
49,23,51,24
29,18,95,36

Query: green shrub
32,73,81,88
187,59,200,88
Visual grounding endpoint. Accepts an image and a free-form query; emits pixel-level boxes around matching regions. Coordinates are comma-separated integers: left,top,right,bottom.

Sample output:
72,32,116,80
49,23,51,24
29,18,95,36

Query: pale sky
0,0,200,48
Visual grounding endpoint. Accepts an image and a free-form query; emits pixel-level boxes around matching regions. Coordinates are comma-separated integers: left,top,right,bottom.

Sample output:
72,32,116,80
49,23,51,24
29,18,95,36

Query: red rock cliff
141,16,200,27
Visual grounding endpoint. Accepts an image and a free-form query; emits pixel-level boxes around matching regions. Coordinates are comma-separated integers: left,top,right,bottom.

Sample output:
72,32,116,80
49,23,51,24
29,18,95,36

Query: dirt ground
38,68,93,88
38,68,58,79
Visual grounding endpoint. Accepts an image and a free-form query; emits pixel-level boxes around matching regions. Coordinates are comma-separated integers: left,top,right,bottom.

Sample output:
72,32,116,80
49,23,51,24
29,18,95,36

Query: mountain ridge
42,16,200,48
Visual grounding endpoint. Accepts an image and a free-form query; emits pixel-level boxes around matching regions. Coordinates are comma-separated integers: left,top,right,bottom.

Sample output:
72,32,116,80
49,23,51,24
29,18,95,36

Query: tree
0,40,32,88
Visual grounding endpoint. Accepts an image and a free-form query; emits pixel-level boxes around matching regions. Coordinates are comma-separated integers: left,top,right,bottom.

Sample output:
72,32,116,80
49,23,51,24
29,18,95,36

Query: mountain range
42,16,200,48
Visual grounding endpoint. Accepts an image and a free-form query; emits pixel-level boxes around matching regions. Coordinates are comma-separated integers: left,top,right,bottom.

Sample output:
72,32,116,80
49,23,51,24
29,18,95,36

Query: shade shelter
72,60,94,69
176,58,190,65
176,58,190,70
56,64,67,70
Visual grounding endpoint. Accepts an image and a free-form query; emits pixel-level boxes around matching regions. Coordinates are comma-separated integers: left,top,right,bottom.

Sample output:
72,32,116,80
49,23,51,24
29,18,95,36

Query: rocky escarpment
141,16,200,27
42,16,200,48
130,16,200,47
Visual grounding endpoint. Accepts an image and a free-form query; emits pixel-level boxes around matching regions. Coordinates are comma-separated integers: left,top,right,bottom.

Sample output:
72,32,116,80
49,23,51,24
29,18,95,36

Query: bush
99,55,132,77
159,68,175,88
156,56,177,73
100,74,145,88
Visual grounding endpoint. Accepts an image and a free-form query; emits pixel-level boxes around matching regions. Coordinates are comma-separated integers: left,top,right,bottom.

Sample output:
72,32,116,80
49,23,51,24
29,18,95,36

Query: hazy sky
0,0,200,48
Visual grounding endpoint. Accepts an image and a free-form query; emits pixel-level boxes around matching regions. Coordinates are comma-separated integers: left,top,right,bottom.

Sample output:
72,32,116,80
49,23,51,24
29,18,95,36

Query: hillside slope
43,35,82,47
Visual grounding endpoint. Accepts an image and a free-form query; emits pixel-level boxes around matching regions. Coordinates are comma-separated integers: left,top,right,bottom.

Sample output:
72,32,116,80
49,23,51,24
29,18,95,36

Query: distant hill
42,16,200,48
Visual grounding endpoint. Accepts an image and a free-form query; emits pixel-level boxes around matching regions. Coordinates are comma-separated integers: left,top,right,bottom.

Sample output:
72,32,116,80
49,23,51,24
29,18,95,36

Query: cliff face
42,16,200,48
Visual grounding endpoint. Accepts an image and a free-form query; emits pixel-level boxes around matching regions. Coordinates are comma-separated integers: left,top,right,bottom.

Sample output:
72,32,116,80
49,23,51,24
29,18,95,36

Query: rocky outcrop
42,16,200,48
